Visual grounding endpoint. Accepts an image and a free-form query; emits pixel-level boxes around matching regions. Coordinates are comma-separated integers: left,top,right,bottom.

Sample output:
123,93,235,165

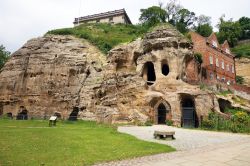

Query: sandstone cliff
235,57,250,86
0,26,223,127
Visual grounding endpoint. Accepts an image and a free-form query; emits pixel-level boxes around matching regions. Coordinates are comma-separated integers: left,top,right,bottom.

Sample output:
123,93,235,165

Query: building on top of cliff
190,32,236,85
73,9,132,26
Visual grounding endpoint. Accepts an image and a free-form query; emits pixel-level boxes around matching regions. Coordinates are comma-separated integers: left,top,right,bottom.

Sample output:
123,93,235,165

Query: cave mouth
157,103,168,124
218,98,232,113
181,96,198,128
16,109,28,120
143,62,156,86
68,107,79,121
161,60,169,76
6,112,13,119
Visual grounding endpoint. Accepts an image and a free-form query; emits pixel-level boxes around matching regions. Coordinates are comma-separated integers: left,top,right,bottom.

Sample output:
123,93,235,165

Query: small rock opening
161,60,169,76
0,104,3,117
142,62,156,86
16,106,28,120
181,95,198,128
68,107,79,121
6,112,13,119
218,98,232,113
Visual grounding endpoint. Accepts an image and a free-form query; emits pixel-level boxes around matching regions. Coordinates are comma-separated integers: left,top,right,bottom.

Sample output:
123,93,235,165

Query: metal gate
182,107,195,128
158,104,167,124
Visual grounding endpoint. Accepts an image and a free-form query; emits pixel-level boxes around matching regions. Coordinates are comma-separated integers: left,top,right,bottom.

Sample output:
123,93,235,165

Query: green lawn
47,23,150,54
0,120,175,166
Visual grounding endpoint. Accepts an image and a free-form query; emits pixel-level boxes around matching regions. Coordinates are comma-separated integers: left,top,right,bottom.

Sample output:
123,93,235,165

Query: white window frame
216,58,219,67
221,61,224,69
210,72,214,80
227,64,230,71
212,41,218,47
209,56,213,65
226,48,230,54
232,65,235,73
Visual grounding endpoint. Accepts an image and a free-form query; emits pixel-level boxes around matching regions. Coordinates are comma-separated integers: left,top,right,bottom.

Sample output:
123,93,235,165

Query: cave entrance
158,103,168,124
0,104,3,117
68,107,79,121
161,60,169,76
143,62,156,85
16,107,28,120
181,97,198,128
6,113,13,119
218,98,232,113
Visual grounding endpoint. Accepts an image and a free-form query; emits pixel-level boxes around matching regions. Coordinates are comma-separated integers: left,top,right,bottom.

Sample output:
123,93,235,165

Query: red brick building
190,32,236,85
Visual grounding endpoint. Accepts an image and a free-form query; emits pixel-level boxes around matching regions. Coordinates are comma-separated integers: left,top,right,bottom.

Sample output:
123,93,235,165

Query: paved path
95,125,250,166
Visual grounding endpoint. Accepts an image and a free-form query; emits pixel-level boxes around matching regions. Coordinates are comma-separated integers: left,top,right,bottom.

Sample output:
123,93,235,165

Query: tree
238,17,250,40
175,8,197,33
164,0,182,25
217,16,242,47
139,6,167,27
0,45,10,70
194,15,213,37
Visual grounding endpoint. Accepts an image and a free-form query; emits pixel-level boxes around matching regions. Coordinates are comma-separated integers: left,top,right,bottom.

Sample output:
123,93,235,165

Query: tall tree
238,17,250,40
217,16,242,47
195,15,213,37
164,0,182,25
0,45,10,70
175,8,197,33
139,6,167,27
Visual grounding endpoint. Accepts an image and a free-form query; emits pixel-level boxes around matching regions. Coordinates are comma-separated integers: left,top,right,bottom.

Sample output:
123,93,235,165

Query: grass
47,23,150,54
0,120,175,166
232,42,250,58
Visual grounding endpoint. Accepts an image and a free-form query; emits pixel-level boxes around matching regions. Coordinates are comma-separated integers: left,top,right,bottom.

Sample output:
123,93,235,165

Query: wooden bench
154,130,175,140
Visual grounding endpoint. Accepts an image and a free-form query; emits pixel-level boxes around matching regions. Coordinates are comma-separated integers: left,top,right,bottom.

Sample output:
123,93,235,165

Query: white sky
0,0,250,53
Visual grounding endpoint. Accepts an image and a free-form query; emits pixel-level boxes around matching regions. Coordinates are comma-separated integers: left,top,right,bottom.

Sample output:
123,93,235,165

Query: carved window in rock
142,62,156,86
161,60,169,76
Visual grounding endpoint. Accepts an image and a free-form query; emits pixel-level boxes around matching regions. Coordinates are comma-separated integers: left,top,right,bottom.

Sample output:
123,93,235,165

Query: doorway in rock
0,104,3,117
16,108,28,120
143,62,156,85
158,103,167,124
68,107,79,121
181,97,198,128
6,113,13,119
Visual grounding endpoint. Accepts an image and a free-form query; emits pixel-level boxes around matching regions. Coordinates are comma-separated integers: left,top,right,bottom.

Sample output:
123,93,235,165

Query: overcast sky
1,0,250,53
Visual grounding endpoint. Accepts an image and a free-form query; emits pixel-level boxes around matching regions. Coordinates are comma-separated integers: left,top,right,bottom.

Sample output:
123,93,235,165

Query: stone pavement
94,125,250,166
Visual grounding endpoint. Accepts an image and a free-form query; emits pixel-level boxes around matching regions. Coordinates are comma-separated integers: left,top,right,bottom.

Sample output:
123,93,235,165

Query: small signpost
49,116,57,127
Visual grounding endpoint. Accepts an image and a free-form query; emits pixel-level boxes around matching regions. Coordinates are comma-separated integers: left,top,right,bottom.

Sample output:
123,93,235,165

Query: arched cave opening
157,103,168,124
6,112,13,119
16,108,28,120
161,60,169,76
218,98,232,113
181,96,198,128
68,107,79,121
143,62,156,86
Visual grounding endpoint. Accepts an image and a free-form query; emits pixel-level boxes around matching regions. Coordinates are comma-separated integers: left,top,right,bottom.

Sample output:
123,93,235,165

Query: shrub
201,119,214,129
236,75,244,84
166,119,173,126
145,120,153,126
194,53,203,64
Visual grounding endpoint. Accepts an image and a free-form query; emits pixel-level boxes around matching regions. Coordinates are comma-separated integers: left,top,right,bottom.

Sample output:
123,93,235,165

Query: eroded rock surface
0,26,221,127
235,57,250,87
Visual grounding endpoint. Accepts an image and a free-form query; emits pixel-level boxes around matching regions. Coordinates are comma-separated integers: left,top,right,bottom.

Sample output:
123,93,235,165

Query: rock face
0,25,221,127
0,35,106,119
235,58,250,87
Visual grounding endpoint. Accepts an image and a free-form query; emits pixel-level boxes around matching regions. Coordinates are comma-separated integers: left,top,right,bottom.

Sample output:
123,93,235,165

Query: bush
194,53,203,64
144,120,153,126
166,119,173,126
236,75,244,84
201,119,214,129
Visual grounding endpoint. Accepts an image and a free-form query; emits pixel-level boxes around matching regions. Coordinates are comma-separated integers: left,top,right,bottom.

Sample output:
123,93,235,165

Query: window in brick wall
226,48,230,54
222,77,225,82
221,61,224,69
212,41,218,47
216,58,219,67
209,56,213,65
227,64,230,71
210,72,214,80
217,75,220,80
232,65,235,73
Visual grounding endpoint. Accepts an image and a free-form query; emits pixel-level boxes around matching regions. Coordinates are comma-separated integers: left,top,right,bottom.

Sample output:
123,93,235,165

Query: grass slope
232,42,250,58
0,120,175,166
47,23,150,54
